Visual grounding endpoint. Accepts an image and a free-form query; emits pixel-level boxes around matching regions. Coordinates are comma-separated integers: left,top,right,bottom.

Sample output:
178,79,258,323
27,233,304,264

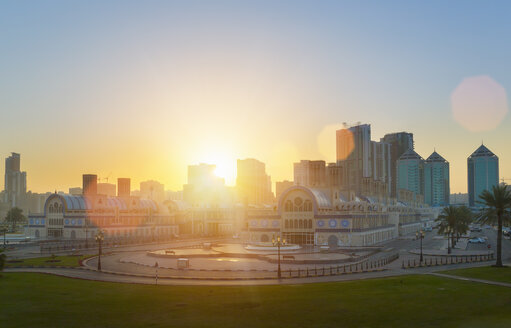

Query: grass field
0,273,510,327
442,266,511,284
4,255,89,268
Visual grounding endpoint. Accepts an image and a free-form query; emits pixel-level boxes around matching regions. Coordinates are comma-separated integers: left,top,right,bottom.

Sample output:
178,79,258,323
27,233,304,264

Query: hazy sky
1,1,510,193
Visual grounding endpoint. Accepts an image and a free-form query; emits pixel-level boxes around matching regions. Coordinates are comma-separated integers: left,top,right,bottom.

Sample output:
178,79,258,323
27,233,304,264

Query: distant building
4,152,27,207
468,144,499,207
336,124,372,194
140,180,165,203
294,160,327,187
236,158,273,205
336,124,390,195
396,149,424,202
183,163,229,206
381,132,414,198
69,187,83,195
424,151,450,207
275,180,294,200
165,190,183,201
450,193,468,206
97,183,116,197
117,178,131,197
82,174,97,195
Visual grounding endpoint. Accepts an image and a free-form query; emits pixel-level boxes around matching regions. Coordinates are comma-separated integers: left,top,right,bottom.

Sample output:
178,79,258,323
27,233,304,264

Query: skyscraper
117,178,131,197
293,160,327,187
396,149,424,201
236,158,273,205
82,174,97,195
468,144,499,207
4,152,27,207
336,124,371,194
381,132,414,198
424,151,450,206
336,124,390,195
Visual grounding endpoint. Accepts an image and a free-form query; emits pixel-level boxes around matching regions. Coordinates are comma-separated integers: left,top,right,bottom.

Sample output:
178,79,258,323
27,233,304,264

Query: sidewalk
429,272,511,288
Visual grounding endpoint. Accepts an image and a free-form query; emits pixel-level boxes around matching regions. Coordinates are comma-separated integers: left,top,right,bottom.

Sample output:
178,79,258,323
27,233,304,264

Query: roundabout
81,241,392,280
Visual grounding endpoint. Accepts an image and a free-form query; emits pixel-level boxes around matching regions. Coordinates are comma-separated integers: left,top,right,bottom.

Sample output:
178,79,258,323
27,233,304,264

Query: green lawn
4,255,89,268
442,266,511,284
0,273,510,327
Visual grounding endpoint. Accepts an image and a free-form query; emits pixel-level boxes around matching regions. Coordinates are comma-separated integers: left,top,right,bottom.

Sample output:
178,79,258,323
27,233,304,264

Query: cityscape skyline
2,1,510,194
1,130,499,197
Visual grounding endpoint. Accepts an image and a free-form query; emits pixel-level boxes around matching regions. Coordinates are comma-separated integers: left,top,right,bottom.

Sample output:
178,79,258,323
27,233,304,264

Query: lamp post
272,233,285,279
85,218,89,249
416,229,425,262
447,226,452,255
95,230,104,271
1,225,7,249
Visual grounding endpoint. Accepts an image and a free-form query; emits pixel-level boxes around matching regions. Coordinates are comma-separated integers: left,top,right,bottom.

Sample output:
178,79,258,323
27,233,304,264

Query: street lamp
1,225,7,249
446,226,452,255
416,229,425,262
272,233,285,279
95,230,104,271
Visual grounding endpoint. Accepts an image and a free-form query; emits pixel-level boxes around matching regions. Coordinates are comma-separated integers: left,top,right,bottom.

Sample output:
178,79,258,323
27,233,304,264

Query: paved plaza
5,227,511,285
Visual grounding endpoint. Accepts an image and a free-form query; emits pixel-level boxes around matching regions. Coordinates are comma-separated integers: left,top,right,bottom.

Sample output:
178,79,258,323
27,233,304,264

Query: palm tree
436,206,458,254
455,205,473,244
477,184,511,267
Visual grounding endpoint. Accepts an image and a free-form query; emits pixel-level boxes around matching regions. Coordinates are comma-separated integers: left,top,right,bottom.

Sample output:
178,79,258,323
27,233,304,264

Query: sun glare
198,149,237,185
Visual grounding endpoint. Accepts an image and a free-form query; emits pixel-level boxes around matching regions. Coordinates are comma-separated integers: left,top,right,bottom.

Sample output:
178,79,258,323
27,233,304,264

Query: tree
455,205,473,243
0,249,5,272
436,206,458,254
4,207,26,232
477,184,511,267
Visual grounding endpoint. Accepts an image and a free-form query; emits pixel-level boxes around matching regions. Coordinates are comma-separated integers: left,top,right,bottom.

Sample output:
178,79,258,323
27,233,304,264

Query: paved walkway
5,259,508,286
429,272,511,288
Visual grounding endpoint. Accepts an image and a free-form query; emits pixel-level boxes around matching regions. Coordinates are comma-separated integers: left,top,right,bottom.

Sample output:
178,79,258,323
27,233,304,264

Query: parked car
468,237,486,244
470,226,482,232
424,226,433,232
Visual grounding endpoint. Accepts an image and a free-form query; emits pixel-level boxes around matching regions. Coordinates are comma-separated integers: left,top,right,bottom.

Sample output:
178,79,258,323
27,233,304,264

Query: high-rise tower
468,144,499,207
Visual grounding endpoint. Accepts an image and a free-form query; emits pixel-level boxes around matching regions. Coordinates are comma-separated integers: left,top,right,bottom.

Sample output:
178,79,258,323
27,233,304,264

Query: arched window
304,200,312,212
308,219,312,229
299,219,303,229
285,220,289,229
49,205,54,213
285,200,293,212
293,220,298,229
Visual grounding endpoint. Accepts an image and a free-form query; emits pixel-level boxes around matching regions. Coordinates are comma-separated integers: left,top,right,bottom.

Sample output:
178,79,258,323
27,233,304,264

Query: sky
1,0,510,194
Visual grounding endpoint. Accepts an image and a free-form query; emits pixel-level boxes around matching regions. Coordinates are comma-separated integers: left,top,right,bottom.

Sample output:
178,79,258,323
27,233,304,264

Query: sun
199,150,237,186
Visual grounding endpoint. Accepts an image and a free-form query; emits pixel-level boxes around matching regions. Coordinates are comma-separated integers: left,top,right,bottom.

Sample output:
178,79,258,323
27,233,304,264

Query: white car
468,237,486,244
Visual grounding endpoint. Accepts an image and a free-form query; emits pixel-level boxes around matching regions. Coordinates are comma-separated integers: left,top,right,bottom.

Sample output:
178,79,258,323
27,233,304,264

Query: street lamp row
272,233,286,279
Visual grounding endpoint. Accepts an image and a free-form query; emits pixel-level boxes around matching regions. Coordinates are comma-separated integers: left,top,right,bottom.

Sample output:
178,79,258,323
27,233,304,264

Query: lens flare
451,75,508,132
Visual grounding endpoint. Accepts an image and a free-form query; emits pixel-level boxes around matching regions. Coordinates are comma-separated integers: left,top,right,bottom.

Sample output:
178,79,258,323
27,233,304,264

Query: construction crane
99,172,112,183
